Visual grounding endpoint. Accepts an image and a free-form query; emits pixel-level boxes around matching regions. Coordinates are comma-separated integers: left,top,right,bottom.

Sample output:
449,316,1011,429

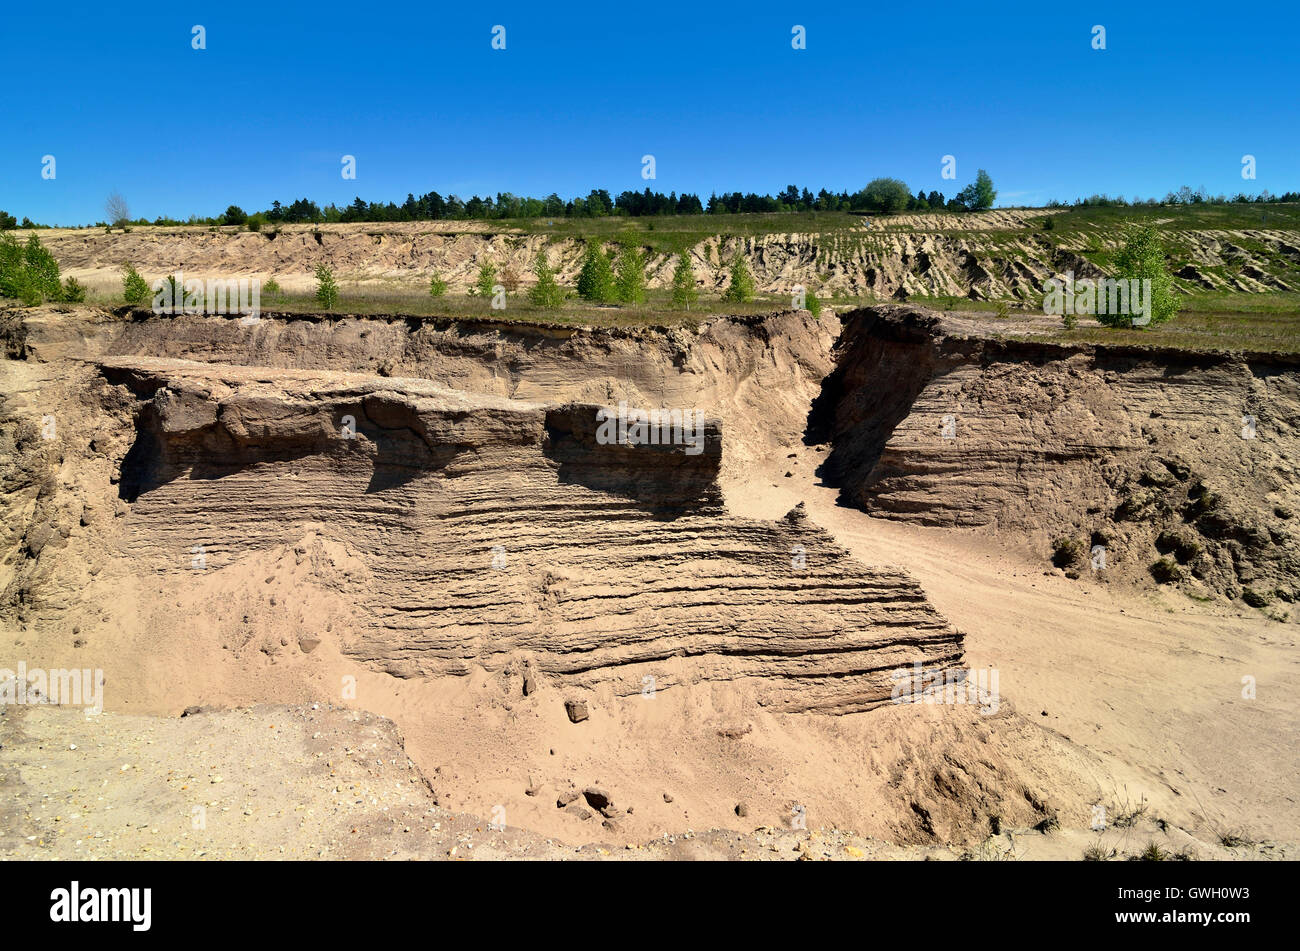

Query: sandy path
725,444,1300,847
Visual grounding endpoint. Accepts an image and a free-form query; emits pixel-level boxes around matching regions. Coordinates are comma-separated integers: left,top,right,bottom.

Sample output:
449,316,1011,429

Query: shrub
1149,557,1182,583
246,215,264,232
721,252,756,303
428,273,447,298
527,251,564,309
0,232,59,301
0,236,24,297
1051,537,1084,569
62,277,86,302
805,287,822,318
121,263,150,305
6,233,64,302
314,263,339,310
576,242,616,303
263,278,282,296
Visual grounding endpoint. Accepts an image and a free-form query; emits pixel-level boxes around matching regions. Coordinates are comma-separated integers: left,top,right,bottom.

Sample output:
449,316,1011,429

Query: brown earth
1,301,1296,858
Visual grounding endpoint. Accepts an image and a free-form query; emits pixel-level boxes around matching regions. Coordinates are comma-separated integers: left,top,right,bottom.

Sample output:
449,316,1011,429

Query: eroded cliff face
3,321,964,716
821,305,1300,603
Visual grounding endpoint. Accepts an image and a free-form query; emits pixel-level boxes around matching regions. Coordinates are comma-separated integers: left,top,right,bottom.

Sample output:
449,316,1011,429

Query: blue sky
3,0,1298,224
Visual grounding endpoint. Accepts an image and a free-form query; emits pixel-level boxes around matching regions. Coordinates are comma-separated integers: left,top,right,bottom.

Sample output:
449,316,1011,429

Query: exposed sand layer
1,302,1295,857
23,214,1300,301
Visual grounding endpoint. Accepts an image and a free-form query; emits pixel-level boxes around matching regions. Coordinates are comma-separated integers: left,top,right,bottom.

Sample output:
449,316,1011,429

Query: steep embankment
30,217,1300,301
4,303,1110,845
8,301,1296,849
818,305,1300,605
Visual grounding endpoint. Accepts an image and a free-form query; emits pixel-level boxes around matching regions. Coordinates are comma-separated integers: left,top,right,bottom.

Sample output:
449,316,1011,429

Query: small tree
122,263,149,305
429,272,447,298
0,233,23,296
471,262,497,298
1099,225,1178,327
314,262,339,310
614,244,647,304
62,277,86,302
105,192,131,229
670,251,698,308
721,252,756,303
222,205,247,226
576,242,616,302
527,251,564,309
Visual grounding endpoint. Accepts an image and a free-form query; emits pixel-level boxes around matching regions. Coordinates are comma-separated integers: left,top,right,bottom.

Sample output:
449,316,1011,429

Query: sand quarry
1,297,1297,861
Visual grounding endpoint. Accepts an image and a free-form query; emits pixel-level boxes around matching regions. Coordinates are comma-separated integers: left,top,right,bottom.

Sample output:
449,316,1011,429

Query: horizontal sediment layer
95,356,963,713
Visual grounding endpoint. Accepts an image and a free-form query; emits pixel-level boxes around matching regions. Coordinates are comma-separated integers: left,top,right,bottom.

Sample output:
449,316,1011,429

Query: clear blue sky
4,0,1298,225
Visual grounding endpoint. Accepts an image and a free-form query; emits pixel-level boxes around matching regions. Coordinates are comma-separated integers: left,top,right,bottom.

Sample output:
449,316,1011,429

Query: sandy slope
725,447,1300,848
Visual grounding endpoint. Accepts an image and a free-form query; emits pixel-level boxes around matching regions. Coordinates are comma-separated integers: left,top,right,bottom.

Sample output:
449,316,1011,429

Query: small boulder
564,699,588,723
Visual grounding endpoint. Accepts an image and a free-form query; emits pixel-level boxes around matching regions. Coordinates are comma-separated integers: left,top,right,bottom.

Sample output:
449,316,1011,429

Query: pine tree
576,242,615,302
721,252,755,303
472,262,497,298
527,251,564,309
121,262,149,305
429,272,447,298
670,251,697,308
614,244,647,304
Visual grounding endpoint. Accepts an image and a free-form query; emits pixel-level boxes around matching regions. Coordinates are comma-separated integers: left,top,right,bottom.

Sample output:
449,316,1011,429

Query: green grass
1039,201,1300,233
111,286,796,330
496,211,870,256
